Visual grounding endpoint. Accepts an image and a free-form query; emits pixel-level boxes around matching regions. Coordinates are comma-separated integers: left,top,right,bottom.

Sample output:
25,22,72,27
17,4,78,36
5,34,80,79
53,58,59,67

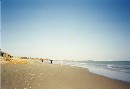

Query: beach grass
6,59,29,64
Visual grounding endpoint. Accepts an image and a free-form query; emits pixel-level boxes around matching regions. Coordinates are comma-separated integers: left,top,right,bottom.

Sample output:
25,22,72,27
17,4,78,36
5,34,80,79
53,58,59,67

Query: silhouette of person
50,60,53,64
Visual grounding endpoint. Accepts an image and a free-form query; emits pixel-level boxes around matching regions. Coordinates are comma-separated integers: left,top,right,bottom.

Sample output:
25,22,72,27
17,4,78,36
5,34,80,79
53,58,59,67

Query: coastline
54,60,130,82
1,61,130,89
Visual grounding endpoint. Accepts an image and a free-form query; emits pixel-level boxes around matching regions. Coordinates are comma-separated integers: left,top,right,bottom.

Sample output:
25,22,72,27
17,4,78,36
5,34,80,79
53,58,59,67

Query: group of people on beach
42,59,53,64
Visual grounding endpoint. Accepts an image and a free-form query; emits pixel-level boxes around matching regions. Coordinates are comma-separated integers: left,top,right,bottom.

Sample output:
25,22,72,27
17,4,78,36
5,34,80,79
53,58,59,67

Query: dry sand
1,60,130,89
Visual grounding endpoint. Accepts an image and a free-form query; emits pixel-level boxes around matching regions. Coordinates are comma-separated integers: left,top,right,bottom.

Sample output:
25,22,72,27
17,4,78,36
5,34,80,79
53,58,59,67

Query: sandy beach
1,60,130,89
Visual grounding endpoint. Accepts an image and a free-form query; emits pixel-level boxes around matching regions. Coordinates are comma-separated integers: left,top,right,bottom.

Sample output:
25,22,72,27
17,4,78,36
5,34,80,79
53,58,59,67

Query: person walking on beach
42,59,43,62
50,59,53,64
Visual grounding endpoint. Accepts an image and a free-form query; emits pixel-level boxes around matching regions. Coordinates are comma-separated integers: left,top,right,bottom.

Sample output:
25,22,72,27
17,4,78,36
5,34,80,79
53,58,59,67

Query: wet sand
1,61,130,89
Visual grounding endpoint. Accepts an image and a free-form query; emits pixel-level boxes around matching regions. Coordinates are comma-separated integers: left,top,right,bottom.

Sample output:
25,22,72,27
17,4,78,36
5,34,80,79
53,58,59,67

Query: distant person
50,59,53,64
42,59,43,62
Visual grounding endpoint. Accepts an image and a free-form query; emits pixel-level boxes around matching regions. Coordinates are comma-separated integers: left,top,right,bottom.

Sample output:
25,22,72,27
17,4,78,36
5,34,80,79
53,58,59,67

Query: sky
1,0,130,61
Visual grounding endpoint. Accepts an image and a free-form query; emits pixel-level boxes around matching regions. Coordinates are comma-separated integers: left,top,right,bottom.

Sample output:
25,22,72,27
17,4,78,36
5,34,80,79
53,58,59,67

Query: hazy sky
1,0,130,61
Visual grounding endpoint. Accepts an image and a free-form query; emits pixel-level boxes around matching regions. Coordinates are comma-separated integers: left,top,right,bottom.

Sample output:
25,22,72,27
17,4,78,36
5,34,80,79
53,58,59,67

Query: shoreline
1,61,130,89
61,63,130,84
54,60,130,83
74,66,130,83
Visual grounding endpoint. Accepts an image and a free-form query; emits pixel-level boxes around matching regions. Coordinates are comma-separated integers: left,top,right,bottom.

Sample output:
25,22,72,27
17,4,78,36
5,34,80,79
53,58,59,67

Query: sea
54,60,130,82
